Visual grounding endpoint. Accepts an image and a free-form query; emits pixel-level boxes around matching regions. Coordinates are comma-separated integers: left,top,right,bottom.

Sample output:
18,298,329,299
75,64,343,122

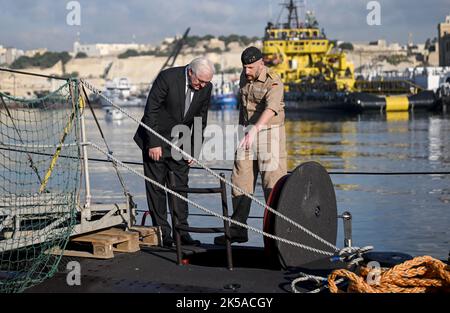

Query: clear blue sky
1,0,449,51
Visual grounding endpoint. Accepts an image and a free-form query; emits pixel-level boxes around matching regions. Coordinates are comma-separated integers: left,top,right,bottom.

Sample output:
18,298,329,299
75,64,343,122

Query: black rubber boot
214,195,252,245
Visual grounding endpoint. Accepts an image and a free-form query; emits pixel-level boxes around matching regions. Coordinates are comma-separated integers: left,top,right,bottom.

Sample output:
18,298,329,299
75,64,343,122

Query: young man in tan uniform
215,47,287,245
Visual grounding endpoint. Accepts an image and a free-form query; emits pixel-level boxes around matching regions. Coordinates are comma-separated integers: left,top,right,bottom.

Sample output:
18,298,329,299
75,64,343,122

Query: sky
0,0,449,51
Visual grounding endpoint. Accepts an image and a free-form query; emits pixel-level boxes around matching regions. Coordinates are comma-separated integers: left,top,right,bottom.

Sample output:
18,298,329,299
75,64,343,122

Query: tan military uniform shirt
232,65,287,199
238,66,285,128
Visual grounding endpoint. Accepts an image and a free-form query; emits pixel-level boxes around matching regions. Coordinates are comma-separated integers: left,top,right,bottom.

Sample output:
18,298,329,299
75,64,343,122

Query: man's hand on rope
149,147,162,161
186,159,195,166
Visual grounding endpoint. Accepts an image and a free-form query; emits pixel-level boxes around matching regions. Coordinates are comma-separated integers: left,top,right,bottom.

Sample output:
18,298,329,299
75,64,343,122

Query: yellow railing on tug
263,25,356,91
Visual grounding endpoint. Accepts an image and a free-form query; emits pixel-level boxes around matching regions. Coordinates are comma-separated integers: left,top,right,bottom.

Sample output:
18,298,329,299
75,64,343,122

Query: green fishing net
0,80,80,292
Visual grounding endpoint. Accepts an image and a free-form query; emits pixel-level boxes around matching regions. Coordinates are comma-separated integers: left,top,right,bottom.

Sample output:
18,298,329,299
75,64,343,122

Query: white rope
291,274,345,293
0,142,78,149
80,79,339,252
291,246,375,293
334,246,374,268
291,273,327,293
84,141,335,256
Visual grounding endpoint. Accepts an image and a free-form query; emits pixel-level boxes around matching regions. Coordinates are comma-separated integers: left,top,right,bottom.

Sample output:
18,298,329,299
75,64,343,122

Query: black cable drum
264,162,338,268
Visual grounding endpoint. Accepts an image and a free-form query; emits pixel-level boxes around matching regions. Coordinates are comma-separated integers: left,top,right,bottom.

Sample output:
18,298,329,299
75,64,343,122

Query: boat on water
409,67,450,108
405,66,450,92
105,107,125,121
210,93,238,110
210,73,239,110
262,1,442,112
100,77,144,107
283,89,438,112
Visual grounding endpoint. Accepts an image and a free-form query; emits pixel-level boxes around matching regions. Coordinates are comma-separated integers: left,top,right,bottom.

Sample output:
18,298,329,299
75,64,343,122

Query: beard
246,70,260,81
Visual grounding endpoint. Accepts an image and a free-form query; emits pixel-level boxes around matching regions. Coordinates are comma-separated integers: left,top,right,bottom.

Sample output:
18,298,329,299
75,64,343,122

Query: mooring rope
80,79,340,252
290,245,375,293
328,255,450,293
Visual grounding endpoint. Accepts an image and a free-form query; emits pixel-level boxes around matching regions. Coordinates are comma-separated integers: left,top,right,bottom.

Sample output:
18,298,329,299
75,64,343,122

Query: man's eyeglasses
192,71,210,85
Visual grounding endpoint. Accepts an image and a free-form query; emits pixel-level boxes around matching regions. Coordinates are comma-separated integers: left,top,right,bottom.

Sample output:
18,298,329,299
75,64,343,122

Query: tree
202,35,214,41
75,52,88,58
10,52,72,69
377,54,411,65
205,47,222,54
118,49,140,59
214,63,221,73
10,56,33,69
185,35,216,48
338,42,354,51
223,34,241,46
185,36,201,48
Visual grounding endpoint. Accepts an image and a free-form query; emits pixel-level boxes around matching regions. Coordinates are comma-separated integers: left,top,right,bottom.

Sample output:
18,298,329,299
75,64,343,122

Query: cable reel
264,161,338,268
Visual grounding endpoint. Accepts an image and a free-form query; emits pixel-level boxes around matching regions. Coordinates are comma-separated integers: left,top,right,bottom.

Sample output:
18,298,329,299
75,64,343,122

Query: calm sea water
85,107,450,260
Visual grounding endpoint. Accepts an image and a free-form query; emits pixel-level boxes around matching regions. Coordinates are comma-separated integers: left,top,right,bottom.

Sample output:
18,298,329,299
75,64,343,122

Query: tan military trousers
231,124,287,201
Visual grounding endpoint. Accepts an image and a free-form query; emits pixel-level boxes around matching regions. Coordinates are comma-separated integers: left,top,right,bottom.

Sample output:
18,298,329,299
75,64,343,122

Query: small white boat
100,77,144,107
105,108,124,121
404,66,450,91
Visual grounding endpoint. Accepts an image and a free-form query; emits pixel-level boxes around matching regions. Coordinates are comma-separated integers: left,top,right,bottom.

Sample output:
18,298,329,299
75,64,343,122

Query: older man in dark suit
134,57,214,247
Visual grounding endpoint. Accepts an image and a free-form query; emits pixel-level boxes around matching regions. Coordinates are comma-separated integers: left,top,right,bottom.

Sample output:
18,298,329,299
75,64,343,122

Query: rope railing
134,209,265,220
85,141,336,256
0,67,69,81
1,146,450,176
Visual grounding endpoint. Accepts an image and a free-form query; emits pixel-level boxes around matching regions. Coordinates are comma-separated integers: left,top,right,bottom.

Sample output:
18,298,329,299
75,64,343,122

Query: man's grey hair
188,57,215,76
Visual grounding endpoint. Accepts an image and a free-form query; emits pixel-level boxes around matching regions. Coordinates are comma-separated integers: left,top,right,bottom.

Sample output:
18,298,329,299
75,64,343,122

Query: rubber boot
214,195,252,245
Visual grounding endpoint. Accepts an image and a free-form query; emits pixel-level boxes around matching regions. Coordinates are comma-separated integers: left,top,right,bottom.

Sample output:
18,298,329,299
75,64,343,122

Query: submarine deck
26,244,345,293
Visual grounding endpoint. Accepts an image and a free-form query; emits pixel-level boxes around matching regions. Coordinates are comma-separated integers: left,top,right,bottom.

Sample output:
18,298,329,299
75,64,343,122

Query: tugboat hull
284,90,439,112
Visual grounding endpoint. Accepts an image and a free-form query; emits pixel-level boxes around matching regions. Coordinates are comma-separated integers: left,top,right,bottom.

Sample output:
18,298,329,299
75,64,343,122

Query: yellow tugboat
262,0,439,112
263,1,355,93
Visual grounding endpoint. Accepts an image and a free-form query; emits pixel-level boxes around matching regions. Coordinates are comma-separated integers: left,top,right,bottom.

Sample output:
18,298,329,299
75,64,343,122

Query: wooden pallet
95,228,140,253
129,226,162,247
50,227,141,259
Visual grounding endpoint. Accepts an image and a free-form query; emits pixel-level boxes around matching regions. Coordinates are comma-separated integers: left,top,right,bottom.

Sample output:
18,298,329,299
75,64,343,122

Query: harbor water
85,107,450,261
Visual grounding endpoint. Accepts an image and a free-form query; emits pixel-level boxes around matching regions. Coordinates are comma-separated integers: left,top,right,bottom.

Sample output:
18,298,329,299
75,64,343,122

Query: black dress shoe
162,237,175,248
180,234,201,246
214,234,248,246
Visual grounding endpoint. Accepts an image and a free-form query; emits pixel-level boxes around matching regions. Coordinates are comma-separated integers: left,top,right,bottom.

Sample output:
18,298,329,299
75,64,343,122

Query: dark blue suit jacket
133,66,211,159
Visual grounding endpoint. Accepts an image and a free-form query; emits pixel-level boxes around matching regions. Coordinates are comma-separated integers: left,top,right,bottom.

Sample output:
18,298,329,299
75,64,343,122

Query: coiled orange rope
328,256,450,293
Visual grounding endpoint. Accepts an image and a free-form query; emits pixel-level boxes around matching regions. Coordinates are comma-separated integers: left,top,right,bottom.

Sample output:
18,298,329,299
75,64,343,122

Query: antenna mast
286,0,300,28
